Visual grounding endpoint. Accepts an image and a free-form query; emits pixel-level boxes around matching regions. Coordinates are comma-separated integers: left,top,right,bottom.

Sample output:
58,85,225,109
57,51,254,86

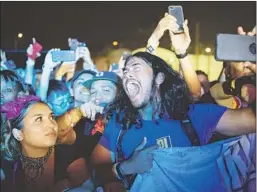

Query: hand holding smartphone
215,34,256,62
27,38,43,60
68,38,87,50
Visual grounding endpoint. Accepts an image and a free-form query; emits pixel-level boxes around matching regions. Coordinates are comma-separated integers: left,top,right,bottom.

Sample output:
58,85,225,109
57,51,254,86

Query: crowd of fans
0,12,256,192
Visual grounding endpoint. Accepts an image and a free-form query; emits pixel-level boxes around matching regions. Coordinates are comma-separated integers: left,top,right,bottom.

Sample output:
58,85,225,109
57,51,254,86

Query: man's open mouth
126,80,140,97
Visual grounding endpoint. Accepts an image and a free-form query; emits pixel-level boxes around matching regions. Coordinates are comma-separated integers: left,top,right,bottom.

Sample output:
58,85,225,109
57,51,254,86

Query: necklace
21,146,53,184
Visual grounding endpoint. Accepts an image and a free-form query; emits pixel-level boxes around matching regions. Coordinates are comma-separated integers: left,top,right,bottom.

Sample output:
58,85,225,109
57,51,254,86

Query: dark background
1,1,256,68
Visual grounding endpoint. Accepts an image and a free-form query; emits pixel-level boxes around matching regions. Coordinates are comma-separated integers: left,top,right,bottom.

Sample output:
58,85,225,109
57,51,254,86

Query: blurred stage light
18,33,23,38
205,47,211,53
112,41,118,46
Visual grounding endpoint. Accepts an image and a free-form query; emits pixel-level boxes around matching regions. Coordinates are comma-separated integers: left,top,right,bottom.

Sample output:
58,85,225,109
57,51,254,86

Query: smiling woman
0,95,91,192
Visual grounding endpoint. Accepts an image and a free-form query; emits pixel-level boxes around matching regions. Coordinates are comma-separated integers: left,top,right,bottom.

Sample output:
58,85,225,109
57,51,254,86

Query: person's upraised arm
168,15,201,100
25,38,42,85
36,49,61,100
146,13,178,55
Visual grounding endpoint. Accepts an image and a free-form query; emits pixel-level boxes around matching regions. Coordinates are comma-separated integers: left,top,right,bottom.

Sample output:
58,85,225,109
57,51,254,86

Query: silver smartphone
215,34,256,62
168,5,184,33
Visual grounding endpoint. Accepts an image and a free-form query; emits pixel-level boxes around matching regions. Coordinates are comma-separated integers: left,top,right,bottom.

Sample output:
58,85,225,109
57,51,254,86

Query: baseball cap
70,69,97,88
83,71,121,88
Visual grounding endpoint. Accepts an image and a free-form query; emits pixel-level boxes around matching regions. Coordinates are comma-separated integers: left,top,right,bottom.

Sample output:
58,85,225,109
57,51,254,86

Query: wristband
147,37,160,48
146,37,159,54
176,52,188,59
146,45,155,54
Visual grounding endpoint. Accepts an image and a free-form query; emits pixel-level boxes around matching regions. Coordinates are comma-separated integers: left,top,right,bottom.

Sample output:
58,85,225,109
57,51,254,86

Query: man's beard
132,88,152,109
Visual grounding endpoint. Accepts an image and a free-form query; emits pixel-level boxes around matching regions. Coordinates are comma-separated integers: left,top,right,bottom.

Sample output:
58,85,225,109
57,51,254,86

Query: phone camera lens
249,43,256,54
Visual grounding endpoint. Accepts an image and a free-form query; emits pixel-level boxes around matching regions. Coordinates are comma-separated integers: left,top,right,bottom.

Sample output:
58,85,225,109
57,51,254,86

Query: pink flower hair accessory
0,95,41,120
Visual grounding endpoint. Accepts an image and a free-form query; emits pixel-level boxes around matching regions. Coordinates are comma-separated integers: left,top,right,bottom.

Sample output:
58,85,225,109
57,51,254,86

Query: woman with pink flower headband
0,95,102,192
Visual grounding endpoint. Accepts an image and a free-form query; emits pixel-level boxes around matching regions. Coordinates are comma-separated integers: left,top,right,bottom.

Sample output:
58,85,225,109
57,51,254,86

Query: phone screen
52,51,76,62
168,6,184,33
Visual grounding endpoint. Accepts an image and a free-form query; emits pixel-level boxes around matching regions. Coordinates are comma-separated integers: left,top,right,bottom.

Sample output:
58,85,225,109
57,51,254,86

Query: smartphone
27,42,43,60
51,50,76,62
32,43,43,54
69,38,79,50
69,38,87,50
168,5,184,33
215,34,256,62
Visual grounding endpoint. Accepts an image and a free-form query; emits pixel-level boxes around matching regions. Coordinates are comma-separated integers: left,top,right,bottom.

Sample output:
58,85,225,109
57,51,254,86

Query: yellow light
205,47,211,53
112,41,118,46
18,33,23,38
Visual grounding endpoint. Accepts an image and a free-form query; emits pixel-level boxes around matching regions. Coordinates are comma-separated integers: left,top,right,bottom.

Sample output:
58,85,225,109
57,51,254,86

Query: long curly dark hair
103,52,192,130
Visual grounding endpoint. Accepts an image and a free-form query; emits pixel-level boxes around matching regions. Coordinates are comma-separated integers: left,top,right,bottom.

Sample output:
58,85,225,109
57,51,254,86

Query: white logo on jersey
96,72,104,77
156,136,172,148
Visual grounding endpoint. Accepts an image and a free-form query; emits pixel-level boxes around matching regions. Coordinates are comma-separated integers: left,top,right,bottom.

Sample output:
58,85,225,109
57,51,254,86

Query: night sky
1,1,256,64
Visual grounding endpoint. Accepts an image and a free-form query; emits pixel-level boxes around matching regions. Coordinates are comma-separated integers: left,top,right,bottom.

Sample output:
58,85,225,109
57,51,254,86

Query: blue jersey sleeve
99,113,120,154
188,104,228,145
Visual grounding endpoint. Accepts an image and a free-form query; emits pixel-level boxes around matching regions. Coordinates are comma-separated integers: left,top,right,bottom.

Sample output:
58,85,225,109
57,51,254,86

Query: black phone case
215,34,256,62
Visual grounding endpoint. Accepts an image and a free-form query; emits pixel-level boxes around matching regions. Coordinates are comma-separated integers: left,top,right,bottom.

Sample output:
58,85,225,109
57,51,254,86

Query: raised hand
27,38,42,61
76,46,95,70
169,18,191,55
237,26,256,36
43,48,62,70
0,50,7,70
80,102,104,121
0,50,7,64
149,13,179,44
112,52,131,78
243,62,256,74
55,62,76,81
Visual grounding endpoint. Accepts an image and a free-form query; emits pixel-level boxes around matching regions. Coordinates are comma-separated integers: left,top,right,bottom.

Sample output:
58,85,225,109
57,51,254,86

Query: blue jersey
99,104,227,159
130,135,255,192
